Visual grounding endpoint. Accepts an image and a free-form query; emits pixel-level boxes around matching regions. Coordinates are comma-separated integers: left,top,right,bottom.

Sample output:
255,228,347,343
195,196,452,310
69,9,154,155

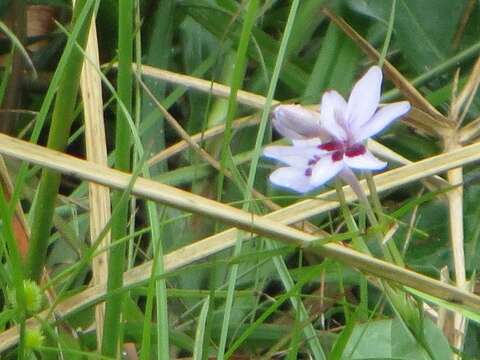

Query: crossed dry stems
0,9,480,356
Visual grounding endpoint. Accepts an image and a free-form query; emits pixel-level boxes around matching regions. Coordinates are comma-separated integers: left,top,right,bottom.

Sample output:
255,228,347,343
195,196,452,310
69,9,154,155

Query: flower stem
335,181,426,351
365,173,404,267
338,170,403,266
334,180,370,254
365,173,385,224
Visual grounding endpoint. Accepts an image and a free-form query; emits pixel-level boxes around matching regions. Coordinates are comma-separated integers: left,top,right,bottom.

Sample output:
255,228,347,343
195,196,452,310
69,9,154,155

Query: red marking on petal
332,151,344,162
319,141,342,151
345,144,366,157
304,168,313,176
308,159,316,165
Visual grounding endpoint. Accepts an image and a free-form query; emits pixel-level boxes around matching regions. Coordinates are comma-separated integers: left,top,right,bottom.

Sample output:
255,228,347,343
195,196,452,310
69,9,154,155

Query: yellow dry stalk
79,19,110,346
1,130,480,350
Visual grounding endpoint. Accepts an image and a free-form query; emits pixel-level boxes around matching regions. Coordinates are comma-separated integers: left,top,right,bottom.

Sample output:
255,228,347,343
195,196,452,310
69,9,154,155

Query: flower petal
347,66,382,129
353,101,411,142
269,167,316,193
272,105,323,139
339,167,369,203
263,145,324,168
311,155,344,187
292,138,322,147
319,90,348,141
343,149,387,170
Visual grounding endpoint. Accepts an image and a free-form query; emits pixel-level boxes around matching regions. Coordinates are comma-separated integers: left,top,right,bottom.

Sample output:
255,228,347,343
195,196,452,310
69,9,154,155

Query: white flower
264,66,411,193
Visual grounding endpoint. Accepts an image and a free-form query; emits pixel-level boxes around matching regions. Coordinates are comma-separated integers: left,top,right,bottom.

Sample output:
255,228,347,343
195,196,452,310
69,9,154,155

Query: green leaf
349,0,467,73
341,318,453,359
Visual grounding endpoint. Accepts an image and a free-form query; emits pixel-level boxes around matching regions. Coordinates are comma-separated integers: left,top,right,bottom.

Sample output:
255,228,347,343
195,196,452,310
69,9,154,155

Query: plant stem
378,0,396,68
101,0,133,356
334,180,370,254
0,186,26,358
215,1,259,358
26,0,93,281
365,173,404,267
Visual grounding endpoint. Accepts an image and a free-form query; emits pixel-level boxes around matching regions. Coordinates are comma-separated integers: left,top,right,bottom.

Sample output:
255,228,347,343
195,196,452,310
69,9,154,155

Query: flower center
304,141,367,177
318,140,343,152
345,143,366,157
318,141,366,162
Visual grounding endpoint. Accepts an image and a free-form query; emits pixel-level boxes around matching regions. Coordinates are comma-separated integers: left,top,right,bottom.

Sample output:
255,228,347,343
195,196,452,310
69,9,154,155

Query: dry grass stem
147,114,258,166
137,66,448,195
459,115,480,143
2,3,477,358
446,157,467,354
79,20,110,344
403,188,423,255
446,153,466,288
138,62,449,139
323,8,448,123
441,57,480,354
367,140,449,192
402,107,454,139
441,56,480,353
136,64,276,110
1,49,480,347
381,222,399,245
438,266,450,330
452,0,477,48
137,75,282,210
454,56,480,129
0,134,478,308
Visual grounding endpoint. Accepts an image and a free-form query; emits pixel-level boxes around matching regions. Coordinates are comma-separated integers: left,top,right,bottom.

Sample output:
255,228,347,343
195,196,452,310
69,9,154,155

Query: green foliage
342,318,453,359
347,0,467,72
1,0,480,358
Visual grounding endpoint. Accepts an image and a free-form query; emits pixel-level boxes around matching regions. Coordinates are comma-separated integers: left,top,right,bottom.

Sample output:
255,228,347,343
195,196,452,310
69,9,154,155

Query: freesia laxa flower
264,66,411,193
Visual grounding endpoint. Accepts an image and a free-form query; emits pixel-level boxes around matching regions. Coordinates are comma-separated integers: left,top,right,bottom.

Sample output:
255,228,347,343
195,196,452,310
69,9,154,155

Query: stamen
319,141,342,152
332,151,343,162
345,144,366,157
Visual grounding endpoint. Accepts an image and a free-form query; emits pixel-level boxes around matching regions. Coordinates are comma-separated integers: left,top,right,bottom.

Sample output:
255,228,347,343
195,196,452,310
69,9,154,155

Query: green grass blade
224,264,324,358
0,20,37,79
101,0,134,355
0,187,26,358
378,0,396,67
216,2,260,357
193,297,210,360
26,0,95,281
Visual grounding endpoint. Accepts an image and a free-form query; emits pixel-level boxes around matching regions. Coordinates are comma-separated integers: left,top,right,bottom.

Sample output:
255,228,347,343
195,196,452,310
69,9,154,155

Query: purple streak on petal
269,167,316,193
347,66,382,130
353,101,411,142
263,145,322,168
311,155,344,187
343,149,387,170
